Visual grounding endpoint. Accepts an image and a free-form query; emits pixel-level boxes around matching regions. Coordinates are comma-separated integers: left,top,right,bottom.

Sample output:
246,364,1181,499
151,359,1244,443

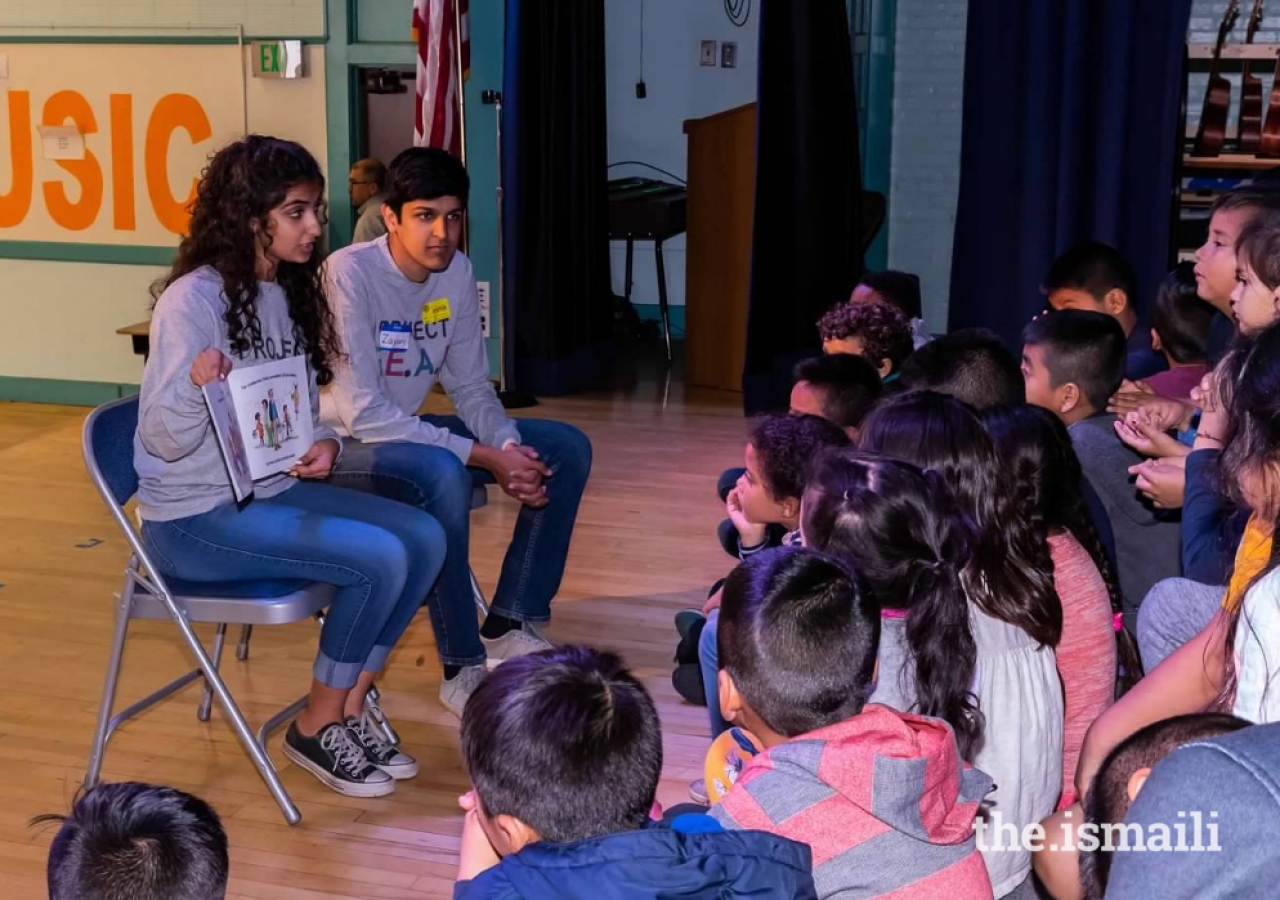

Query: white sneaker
481,622,553,668
439,664,488,718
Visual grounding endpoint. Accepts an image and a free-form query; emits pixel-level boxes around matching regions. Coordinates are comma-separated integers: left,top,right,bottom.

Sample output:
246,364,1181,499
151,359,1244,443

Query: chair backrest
83,394,141,508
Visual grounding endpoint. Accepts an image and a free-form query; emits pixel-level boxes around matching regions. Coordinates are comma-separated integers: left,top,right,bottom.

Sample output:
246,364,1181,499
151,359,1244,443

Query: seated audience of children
1042,241,1164,380
816,297,914,380
455,645,818,899
850,269,932,348
1022,309,1182,624
42,782,229,900
710,547,994,900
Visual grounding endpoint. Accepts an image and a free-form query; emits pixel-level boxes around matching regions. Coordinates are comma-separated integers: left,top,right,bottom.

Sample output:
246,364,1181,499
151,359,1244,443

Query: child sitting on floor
817,297,914,380
1034,713,1248,900
455,646,818,899
1142,263,1212,402
684,415,850,736
711,547,994,900
42,782,229,900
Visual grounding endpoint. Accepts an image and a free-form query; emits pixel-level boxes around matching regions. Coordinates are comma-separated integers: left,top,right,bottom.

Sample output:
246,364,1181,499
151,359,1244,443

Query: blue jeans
330,415,592,666
141,482,446,690
700,608,729,738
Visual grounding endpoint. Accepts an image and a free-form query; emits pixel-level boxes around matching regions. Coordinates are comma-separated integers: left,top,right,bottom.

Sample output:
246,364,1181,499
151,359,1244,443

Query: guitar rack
1174,2,1280,263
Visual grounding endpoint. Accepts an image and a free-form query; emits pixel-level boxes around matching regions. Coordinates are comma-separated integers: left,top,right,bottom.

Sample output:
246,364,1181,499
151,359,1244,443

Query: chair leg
470,567,490,617
364,685,400,746
236,624,253,661
198,623,228,722
85,568,137,789
161,601,301,825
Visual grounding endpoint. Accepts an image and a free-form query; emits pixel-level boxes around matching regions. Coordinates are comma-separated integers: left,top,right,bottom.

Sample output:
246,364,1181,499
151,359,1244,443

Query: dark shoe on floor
672,661,706,706
283,721,395,798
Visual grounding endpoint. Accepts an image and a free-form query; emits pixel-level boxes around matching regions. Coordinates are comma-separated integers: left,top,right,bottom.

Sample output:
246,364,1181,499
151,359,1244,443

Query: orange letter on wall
145,93,211,236
42,90,104,231
0,91,34,229
109,94,136,231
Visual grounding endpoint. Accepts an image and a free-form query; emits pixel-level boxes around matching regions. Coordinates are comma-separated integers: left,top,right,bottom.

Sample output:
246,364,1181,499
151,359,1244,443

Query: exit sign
252,41,305,79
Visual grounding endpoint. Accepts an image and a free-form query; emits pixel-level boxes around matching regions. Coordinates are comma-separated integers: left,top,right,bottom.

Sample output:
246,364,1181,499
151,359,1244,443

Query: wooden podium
683,103,756,393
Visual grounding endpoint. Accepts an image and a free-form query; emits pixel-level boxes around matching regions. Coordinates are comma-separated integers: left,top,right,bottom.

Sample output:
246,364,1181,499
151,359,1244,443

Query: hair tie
1112,612,1124,633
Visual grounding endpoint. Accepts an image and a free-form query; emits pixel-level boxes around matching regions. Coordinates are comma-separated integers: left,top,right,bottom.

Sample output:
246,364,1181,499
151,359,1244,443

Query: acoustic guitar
1194,0,1240,158
1240,0,1266,153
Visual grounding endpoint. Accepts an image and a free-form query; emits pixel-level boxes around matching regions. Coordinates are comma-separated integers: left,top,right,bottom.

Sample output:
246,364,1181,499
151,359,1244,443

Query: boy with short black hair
711,547,993,899
1144,263,1212,402
1034,712,1249,900
455,645,818,899
817,298,914,379
43,782,229,900
1043,241,1163,380
895,327,1025,409
789,353,883,439
1022,310,1181,621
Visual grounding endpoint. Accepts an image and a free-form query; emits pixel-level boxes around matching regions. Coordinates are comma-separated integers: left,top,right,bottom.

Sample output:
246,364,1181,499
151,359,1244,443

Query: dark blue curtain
743,0,864,414
948,0,1194,345
501,0,612,395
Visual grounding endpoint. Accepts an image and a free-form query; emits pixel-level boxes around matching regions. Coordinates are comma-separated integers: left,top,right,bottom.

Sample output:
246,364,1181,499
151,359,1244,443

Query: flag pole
452,0,469,256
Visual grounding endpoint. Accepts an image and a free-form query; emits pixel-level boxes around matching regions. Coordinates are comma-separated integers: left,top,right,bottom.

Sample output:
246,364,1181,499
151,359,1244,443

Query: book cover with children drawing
202,355,312,501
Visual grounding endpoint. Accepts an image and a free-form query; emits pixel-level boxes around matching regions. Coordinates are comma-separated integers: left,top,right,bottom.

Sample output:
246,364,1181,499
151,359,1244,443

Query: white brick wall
886,0,967,331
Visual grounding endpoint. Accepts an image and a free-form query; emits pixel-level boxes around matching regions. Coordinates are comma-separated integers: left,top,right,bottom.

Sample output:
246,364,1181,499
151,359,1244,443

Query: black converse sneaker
346,708,419,780
282,721,395,797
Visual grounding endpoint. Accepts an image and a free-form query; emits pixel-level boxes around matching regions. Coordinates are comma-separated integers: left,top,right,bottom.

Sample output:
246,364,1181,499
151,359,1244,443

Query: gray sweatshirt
319,236,519,461
134,267,339,521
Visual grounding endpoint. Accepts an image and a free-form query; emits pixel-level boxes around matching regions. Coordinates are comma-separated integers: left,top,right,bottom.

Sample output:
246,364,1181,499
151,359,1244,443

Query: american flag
412,0,470,155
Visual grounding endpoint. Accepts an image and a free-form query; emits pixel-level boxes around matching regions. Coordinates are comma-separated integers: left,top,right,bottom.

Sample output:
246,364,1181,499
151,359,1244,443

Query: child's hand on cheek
726,488,767,548
457,790,502,883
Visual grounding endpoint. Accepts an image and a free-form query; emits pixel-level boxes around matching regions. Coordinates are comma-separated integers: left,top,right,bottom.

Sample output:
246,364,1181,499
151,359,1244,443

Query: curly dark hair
803,449,984,761
152,135,340,384
982,404,1144,693
749,414,851,501
817,298,914,372
859,391,1064,648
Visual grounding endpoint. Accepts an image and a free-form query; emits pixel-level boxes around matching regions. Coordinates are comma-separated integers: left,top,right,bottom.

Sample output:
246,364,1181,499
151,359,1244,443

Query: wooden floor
0,373,747,898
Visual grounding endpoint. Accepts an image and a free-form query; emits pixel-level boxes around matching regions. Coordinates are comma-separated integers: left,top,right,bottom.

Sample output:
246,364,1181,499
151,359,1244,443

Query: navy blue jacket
1183,448,1248,586
453,817,817,900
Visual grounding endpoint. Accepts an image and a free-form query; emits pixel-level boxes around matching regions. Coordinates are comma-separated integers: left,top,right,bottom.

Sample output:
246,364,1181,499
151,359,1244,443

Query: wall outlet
477,281,491,337
700,40,717,67
721,42,737,68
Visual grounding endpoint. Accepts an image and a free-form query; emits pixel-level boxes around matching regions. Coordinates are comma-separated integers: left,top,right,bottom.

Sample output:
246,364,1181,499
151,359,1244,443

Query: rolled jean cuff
363,644,393,675
486,606,551,626
313,652,365,690
439,650,487,668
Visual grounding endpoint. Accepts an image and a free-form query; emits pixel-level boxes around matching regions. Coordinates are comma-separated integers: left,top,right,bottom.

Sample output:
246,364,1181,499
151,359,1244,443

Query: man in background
350,157,388,243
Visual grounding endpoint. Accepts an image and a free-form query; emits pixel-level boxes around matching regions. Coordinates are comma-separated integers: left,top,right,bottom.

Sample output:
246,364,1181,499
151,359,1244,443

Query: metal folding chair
82,395,336,825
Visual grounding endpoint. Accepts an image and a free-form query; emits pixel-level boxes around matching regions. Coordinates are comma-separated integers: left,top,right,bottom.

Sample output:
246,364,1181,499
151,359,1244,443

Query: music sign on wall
0,44,247,245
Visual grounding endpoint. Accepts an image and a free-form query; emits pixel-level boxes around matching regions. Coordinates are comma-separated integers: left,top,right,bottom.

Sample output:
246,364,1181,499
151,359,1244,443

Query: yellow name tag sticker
423,298,451,325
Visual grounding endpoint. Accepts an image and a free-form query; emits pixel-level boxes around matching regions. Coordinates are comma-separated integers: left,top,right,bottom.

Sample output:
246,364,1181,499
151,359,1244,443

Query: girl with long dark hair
801,450,984,761
135,136,445,798
858,391,1063,899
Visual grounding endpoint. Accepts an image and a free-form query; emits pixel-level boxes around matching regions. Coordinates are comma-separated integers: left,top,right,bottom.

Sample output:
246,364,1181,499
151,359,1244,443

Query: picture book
202,355,312,501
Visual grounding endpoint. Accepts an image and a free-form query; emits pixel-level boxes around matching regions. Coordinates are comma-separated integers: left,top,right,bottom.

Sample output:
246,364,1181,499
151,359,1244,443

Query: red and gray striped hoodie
710,703,994,900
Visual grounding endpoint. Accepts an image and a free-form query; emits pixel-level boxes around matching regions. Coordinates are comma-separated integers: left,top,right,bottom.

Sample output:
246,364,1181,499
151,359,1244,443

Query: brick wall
886,0,967,330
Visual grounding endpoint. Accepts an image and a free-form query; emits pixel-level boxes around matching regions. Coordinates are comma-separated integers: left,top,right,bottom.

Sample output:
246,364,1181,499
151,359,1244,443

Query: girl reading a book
134,135,446,798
